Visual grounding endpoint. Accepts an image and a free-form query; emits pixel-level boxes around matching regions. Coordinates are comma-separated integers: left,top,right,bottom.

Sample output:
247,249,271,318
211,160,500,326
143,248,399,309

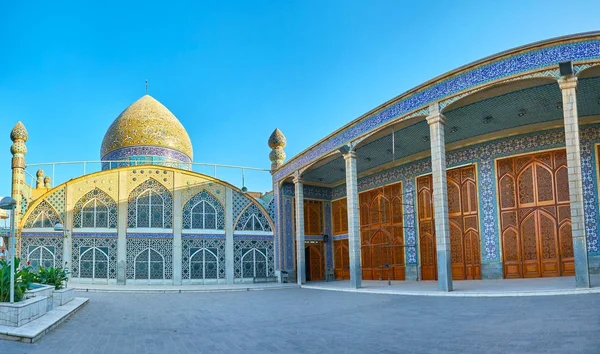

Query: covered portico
269,33,600,291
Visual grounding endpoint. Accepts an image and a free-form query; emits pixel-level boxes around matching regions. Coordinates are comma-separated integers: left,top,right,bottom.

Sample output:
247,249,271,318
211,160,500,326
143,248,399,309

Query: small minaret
268,128,287,171
44,176,51,189
10,121,28,252
36,169,45,189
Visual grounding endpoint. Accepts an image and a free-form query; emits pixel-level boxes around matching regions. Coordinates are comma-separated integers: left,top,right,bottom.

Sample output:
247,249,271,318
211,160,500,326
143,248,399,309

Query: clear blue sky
1,0,599,200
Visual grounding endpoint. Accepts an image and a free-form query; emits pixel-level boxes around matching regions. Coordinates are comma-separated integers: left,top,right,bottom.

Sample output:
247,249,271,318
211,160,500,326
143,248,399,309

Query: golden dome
101,95,193,160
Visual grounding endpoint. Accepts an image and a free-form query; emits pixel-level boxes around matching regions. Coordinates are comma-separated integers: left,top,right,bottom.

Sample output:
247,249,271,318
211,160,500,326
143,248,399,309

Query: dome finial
268,128,286,171
145,79,149,95
10,121,28,142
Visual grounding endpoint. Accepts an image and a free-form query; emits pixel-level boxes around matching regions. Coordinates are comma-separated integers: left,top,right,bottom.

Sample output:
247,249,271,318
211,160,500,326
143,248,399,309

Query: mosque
8,95,276,285
7,32,600,290
269,32,600,290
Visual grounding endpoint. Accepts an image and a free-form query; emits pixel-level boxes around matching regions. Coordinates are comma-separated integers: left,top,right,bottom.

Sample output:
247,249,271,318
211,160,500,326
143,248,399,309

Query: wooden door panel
417,166,481,281
497,150,571,279
334,239,349,280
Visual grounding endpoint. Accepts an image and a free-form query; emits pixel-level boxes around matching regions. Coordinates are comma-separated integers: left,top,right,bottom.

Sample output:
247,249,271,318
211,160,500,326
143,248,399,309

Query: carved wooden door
417,166,481,280
359,182,405,281
334,239,350,280
417,175,437,280
497,150,573,278
306,243,324,281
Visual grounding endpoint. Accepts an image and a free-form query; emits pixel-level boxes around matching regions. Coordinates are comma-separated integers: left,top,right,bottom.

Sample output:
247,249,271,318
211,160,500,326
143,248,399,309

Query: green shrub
37,264,69,290
0,258,32,302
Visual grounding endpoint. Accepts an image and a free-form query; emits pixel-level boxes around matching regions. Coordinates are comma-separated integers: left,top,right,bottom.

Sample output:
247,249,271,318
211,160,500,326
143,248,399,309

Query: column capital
342,150,357,160
426,113,446,126
292,174,303,185
558,76,578,91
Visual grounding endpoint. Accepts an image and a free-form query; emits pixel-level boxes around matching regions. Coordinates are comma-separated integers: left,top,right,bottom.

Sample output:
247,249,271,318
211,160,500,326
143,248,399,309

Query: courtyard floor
1,288,599,354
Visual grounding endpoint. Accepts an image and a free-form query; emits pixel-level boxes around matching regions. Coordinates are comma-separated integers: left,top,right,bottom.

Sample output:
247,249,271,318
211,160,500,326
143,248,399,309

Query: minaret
268,128,287,171
10,122,28,252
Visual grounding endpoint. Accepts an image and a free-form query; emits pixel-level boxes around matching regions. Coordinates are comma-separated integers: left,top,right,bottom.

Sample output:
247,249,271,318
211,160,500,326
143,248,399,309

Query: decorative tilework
102,146,192,163
23,200,62,228
72,233,118,238
283,197,294,269
126,238,173,280
46,187,66,221
126,233,173,239
182,238,225,280
273,183,281,270
233,239,274,278
20,237,63,268
282,183,294,197
182,190,225,230
73,188,118,229
274,38,600,181
232,191,251,223
101,95,193,159
71,237,117,279
181,234,225,239
403,181,417,265
234,204,272,232
233,234,274,240
303,185,333,200
127,178,173,229
21,232,63,238
324,201,333,269
333,234,348,240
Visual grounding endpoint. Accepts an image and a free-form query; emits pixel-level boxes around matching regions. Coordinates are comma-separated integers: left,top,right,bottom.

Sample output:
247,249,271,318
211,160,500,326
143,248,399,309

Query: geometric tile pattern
232,191,251,224
233,239,274,278
20,237,64,268
71,237,118,280
234,204,272,232
182,190,225,230
127,178,173,229
23,200,62,228
182,238,226,281
73,188,118,229
126,238,173,280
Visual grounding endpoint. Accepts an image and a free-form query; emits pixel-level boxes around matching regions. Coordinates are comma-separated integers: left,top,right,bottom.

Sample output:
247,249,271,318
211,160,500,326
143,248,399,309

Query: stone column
172,176,183,285
558,77,590,288
293,175,306,285
63,185,73,275
427,104,452,292
117,171,128,285
225,187,234,284
343,149,362,289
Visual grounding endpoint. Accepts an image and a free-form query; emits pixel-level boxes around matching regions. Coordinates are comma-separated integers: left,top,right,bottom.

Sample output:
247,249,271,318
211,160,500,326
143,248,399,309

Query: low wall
0,296,48,327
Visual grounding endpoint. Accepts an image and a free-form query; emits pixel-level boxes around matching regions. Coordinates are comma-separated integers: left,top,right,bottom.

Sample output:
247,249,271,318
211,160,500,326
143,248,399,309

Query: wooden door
417,166,481,280
334,239,350,280
359,183,405,281
497,150,573,278
417,175,437,280
306,243,324,281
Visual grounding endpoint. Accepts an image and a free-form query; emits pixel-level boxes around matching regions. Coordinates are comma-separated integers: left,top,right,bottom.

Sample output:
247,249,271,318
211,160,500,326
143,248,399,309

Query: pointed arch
73,188,118,228
23,200,62,228
183,190,225,230
127,178,173,228
234,203,273,232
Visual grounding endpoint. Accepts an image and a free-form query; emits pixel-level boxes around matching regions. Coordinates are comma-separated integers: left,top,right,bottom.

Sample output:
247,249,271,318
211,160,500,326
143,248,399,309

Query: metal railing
24,160,272,192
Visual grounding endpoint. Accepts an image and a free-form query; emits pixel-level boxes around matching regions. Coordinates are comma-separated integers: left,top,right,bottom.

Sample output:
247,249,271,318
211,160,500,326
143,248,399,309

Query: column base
436,250,452,292
405,265,418,281
481,262,504,280
588,254,600,274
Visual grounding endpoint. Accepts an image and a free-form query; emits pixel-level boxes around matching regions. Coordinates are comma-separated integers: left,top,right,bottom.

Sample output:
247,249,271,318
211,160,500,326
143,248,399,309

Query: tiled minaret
10,121,28,254
268,128,287,171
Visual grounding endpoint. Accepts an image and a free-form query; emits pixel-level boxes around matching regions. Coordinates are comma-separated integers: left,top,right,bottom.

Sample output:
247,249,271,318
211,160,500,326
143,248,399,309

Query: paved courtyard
1,288,599,354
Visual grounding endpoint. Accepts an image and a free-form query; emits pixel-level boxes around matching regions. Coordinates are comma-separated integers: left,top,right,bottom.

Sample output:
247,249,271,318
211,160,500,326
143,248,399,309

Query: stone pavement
303,274,600,297
1,288,598,354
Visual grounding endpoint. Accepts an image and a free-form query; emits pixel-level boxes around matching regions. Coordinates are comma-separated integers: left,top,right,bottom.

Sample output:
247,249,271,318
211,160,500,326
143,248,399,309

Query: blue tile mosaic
274,39,600,181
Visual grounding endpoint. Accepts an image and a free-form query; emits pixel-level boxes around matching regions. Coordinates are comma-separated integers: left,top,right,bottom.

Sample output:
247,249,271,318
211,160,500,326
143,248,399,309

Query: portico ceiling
301,76,600,186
